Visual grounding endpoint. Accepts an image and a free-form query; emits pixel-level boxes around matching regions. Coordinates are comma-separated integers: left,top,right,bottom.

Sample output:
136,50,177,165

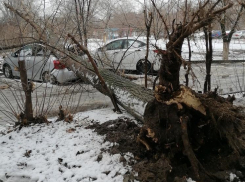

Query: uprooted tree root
140,86,245,181
88,87,245,182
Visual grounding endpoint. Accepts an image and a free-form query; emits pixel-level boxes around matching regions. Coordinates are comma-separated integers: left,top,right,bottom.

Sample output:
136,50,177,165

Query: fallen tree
4,1,245,181
3,2,155,122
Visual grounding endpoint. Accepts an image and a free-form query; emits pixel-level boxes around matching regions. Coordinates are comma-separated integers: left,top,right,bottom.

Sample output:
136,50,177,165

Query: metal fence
180,60,245,95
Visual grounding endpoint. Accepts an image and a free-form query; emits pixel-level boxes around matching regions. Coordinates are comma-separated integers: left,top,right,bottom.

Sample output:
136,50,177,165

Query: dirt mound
88,117,245,182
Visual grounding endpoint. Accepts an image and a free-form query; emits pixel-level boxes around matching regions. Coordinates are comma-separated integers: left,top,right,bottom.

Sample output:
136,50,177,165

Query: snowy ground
0,108,136,182
1,105,242,182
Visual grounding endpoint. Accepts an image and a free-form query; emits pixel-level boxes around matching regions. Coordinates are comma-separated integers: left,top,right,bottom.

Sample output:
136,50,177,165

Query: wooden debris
57,105,74,122
66,128,76,133
64,114,73,123
0,85,9,89
155,85,206,115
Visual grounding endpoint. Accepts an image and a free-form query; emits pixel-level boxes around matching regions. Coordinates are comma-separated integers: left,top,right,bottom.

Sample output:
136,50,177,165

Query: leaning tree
4,0,245,181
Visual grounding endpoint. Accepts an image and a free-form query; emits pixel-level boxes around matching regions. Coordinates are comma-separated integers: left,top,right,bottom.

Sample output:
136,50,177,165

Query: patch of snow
0,108,136,182
0,125,6,133
187,178,196,182
230,173,237,181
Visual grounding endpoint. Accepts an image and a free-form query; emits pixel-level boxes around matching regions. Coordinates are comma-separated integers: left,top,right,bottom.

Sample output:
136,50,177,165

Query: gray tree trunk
223,41,230,60
18,60,33,121
63,56,154,122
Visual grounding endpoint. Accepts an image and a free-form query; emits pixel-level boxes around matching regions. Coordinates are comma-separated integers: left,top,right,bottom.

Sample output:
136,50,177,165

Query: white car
0,57,3,70
232,30,245,39
193,32,205,39
3,43,77,84
94,37,160,74
50,63,77,84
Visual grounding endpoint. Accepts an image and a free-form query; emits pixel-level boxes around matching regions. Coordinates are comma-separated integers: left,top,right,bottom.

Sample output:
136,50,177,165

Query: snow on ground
0,89,245,182
0,108,137,182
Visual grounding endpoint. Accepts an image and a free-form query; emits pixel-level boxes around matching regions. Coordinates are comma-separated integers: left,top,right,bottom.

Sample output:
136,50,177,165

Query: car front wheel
3,64,13,78
42,71,50,83
136,59,152,74
50,75,58,85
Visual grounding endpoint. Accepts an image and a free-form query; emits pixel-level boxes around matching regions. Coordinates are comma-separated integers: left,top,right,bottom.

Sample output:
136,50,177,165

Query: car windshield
13,44,50,57
19,45,33,56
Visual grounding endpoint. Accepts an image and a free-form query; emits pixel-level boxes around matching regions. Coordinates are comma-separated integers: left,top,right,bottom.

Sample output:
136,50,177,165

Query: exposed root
180,115,200,180
200,92,245,154
137,128,152,151
142,87,245,180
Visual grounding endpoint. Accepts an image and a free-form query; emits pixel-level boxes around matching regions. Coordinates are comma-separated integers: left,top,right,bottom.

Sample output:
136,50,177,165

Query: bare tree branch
67,33,121,113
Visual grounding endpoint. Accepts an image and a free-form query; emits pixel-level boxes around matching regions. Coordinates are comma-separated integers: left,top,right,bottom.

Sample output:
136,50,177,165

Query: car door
114,39,146,70
97,39,124,69
19,44,33,78
27,44,50,81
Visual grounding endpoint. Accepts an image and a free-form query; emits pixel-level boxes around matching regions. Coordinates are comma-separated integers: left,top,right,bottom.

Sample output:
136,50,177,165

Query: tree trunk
223,41,230,60
18,60,33,121
63,57,154,122
204,26,213,93
158,29,184,93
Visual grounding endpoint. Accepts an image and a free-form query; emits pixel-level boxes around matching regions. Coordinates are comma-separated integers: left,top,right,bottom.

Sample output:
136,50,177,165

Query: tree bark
220,3,243,61
158,27,184,93
204,26,213,93
223,41,230,60
18,60,33,121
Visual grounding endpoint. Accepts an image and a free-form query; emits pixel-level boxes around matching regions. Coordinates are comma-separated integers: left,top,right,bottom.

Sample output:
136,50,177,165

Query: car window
19,45,33,57
125,40,146,49
32,44,46,56
105,40,124,50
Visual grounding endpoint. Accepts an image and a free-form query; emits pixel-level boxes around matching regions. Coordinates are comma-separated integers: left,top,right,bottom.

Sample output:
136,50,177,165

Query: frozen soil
88,117,245,182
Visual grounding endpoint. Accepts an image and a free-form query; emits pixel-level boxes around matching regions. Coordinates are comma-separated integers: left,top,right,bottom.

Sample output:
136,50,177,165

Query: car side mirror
98,47,107,52
11,52,18,57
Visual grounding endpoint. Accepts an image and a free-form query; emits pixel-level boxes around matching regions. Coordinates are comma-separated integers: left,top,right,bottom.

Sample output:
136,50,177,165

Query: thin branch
150,0,170,38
